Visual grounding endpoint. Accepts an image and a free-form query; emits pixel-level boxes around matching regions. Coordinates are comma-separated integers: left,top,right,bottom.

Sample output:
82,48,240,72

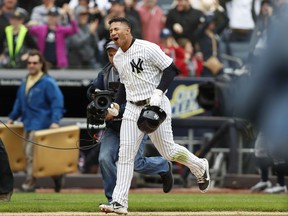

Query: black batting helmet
137,105,167,134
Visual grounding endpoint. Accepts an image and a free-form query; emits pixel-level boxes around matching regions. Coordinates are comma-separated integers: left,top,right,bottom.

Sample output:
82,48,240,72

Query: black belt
129,98,150,106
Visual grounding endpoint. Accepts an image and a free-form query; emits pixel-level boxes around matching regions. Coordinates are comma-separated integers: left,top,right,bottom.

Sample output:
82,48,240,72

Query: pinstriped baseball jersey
113,39,173,102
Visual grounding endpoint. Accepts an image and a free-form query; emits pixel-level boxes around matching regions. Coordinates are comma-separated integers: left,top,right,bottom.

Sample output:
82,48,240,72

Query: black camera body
87,90,116,125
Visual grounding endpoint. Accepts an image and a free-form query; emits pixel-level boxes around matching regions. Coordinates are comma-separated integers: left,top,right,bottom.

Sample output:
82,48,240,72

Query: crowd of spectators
1,0,287,194
0,0,270,77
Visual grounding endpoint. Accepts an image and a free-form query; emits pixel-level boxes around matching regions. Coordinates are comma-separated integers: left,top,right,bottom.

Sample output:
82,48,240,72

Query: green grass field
0,192,287,216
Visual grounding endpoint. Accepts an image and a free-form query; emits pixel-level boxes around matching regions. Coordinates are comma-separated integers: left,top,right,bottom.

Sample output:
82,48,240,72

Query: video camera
87,90,115,125
86,82,119,126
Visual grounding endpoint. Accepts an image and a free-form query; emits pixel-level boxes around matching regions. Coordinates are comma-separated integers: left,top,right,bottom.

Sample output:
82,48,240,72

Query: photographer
86,41,173,202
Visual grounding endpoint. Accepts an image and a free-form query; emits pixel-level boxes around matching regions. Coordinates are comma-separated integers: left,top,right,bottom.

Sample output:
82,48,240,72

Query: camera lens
95,95,112,110
98,97,108,107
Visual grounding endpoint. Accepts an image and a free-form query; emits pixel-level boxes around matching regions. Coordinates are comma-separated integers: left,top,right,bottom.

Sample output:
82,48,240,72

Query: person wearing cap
30,0,56,25
97,0,142,64
73,0,90,20
30,0,68,25
86,40,174,202
0,9,38,68
67,5,100,69
194,13,224,77
159,28,178,56
29,6,78,69
158,28,187,77
0,0,28,34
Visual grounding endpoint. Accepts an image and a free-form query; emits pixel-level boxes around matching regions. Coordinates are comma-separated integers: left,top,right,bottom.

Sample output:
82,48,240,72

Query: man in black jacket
165,0,203,45
0,139,13,202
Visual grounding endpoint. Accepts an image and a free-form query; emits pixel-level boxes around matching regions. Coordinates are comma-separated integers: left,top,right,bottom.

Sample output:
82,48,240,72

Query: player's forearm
114,83,126,105
157,62,179,92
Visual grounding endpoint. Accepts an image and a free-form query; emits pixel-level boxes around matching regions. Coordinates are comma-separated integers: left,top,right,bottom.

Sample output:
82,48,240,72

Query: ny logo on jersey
130,58,144,74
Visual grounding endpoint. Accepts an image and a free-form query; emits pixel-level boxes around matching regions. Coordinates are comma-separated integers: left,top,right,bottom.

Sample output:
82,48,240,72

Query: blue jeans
98,127,169,201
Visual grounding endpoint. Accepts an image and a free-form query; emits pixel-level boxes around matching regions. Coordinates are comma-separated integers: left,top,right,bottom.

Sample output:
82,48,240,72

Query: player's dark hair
108,16,131,29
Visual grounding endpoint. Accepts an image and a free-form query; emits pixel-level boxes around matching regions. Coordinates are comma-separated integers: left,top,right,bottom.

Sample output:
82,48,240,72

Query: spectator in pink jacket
29,6,78,69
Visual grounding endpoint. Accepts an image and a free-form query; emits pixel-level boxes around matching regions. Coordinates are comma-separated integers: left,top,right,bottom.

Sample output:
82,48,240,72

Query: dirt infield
35,187,252,194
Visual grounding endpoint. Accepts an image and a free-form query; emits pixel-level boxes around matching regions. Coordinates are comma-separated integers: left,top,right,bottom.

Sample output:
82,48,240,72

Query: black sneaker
53,175,65,193
159,161,174,193
99,201,128,215
197,158,210,193
0,191,13,202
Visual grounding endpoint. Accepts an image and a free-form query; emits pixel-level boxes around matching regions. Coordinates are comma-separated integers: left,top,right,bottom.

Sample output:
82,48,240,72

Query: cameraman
87,41,174,202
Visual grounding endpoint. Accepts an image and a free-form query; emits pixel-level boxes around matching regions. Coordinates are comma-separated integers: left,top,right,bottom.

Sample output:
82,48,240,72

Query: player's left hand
107,102,120,117
150,89,163,107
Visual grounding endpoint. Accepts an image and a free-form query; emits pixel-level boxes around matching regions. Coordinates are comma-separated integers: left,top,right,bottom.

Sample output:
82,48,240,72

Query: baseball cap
10,8,28,20
202,13,216,29
109,0,125,4
76,5,89,16
160,28,172,39
105,41,119,51
48,7,60,16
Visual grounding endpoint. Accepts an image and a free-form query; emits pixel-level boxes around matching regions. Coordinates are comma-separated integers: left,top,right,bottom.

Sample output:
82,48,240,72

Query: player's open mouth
112,37,119,42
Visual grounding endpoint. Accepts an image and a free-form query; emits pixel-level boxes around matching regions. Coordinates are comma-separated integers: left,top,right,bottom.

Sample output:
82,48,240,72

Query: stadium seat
32,125,80,177
0,124,26,172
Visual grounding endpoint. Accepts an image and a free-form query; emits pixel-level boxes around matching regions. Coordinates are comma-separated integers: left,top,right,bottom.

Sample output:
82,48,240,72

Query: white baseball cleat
250,180,272,192
197,158,210,193
99,201,128,215
264,184,287,194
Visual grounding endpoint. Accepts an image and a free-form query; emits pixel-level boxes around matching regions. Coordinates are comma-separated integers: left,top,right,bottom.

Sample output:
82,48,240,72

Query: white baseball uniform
112,39,206,207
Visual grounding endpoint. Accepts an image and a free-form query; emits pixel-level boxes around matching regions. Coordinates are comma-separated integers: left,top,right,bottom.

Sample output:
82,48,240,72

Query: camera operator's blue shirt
8,74,64,131
93,64,119,90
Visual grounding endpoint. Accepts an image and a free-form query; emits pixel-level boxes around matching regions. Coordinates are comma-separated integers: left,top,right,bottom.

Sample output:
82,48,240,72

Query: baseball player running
99,17,210,215
88,41,174,202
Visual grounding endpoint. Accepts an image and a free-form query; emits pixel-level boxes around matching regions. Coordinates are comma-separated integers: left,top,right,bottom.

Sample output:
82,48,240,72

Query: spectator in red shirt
158,28,187,77
137,0,166,44
177,37,203,77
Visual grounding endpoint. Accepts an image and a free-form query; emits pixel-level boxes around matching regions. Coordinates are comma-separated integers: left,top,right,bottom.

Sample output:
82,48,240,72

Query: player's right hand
107,102,120,117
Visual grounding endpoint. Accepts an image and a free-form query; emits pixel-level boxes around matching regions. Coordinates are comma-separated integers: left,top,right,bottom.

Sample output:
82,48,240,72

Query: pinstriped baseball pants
112,95,206,208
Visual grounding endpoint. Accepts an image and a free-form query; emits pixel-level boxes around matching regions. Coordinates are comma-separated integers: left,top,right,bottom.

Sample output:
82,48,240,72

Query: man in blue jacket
7,50,65,192
87,41,174,202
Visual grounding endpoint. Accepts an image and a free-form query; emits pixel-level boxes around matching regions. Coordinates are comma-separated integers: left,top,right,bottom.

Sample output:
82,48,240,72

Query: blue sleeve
46,79,64,124
87,71,105,101
92,72,105,89
8,83,24,120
